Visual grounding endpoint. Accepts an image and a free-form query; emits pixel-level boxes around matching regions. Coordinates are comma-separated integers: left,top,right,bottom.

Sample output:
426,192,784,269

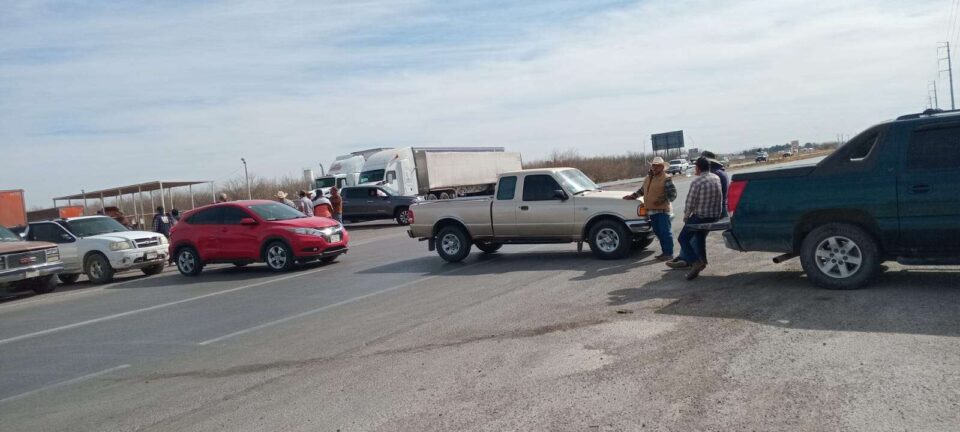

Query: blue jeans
649,213,674,256
677,216,717,264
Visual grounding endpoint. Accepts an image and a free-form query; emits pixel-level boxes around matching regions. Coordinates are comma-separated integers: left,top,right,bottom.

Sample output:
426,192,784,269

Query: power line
947,0,960,46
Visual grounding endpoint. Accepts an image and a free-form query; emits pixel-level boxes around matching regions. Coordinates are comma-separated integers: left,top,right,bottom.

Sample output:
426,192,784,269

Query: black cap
700,150,723,166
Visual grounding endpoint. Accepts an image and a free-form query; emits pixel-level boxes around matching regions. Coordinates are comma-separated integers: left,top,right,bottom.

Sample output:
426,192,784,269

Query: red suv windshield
247,203,304,221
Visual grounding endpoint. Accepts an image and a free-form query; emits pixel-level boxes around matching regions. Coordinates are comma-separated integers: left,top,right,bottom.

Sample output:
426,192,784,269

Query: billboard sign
651,130,685,151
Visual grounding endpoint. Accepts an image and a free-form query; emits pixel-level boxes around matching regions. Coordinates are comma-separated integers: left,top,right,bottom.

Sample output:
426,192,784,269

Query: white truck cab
25,216,169,284
315,155,365,196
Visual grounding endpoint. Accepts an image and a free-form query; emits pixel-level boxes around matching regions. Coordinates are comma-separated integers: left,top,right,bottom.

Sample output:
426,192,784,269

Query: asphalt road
2,156,959,431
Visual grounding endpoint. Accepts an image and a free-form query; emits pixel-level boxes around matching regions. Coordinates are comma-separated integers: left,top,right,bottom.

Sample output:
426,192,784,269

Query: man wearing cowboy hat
700,150,730,218
623,156,678,261
275,191,297,209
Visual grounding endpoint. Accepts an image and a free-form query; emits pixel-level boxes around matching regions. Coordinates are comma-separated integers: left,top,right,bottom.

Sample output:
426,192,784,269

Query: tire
395,207,412,226
176,247,203,277
588,220,632,260
632,235,655,250
425,194,438,201
320,255,339,264
58,273,80,285
474,241,502,254
141,263,165,276
264,241,295,272
799,223,880,290
439,192,452,200
436,225,471,263
84,253,115,284
30,275,57,294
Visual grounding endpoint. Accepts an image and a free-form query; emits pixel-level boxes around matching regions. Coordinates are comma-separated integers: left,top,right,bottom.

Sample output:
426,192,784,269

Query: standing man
152,206,173,237
700,151,730,217
623,157,677,260
297,190,315,217
668,157,723,280
275,191,297,209
329,186,343,223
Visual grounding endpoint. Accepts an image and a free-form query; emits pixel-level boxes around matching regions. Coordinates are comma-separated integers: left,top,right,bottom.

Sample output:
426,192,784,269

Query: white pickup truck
25,216,170,284
407,168,654,262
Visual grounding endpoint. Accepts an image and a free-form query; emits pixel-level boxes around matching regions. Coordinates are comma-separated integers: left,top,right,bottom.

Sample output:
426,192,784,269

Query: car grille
134,237,161,248
4,250,47,269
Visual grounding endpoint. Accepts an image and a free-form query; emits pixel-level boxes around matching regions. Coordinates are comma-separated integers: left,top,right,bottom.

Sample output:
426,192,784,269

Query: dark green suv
723,109,960,289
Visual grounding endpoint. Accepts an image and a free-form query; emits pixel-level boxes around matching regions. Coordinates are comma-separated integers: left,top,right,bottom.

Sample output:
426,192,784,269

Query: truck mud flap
428,238,436,251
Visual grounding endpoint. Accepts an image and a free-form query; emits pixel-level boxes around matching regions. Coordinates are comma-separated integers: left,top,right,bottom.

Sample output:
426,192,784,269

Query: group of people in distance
274,187,343,223
623,150,729,281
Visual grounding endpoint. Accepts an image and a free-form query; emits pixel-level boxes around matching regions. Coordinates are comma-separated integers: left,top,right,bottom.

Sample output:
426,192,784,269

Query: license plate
145,252,158,260
329,234,341,243
25,270,39,279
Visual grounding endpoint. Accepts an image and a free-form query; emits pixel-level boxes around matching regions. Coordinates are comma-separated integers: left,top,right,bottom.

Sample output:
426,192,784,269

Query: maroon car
0,224,63,294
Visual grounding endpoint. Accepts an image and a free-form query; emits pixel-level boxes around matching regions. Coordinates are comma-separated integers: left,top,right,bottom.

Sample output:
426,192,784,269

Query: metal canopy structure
52,180,213,229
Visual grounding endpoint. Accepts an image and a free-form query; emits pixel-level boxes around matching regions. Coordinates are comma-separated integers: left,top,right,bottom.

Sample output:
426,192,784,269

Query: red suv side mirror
240,217,258,226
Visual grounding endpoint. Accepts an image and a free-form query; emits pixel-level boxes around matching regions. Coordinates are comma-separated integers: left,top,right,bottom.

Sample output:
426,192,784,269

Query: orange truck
0,189,28,229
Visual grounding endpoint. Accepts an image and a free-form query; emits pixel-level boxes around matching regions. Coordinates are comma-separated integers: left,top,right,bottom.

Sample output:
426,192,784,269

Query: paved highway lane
2,157,959,431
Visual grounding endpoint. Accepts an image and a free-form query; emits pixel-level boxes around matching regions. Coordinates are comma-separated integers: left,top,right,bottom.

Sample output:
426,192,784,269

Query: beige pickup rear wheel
436,226,471,262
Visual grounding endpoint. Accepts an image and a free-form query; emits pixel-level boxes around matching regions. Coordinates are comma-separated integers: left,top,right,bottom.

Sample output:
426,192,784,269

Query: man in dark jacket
152,206,173,237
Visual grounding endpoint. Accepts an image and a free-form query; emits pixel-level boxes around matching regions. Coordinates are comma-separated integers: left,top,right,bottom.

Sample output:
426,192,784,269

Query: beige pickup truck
407,168,654,262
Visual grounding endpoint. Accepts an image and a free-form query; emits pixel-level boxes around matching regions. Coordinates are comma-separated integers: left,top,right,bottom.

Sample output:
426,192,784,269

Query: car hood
268,217,341,229
0,240,56,254
578,190,647,205
84,231,162,242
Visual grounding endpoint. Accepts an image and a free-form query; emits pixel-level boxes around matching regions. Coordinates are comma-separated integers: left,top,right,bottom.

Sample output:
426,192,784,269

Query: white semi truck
314,148,392,193
358,147,523,199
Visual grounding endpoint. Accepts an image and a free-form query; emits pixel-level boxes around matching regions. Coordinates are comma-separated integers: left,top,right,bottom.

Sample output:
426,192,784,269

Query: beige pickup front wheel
588,220,632,260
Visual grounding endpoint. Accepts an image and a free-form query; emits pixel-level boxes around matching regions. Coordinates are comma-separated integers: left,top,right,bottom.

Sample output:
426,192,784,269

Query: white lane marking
0,266,181,313
0,233,397,314
0,364,130,405
198,257,497,346
0,268,329,347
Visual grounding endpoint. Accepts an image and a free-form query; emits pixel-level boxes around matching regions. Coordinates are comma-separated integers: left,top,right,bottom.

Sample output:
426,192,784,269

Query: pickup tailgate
408,196,494,239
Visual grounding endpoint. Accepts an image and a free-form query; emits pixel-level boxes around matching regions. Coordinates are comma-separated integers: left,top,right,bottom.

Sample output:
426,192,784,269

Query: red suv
169,200,348,276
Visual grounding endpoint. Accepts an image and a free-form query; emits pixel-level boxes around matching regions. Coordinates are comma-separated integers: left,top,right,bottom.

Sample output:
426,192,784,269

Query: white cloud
0,0,947,205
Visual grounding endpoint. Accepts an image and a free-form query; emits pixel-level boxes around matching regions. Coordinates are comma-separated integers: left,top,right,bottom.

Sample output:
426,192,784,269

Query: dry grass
523,149,653,183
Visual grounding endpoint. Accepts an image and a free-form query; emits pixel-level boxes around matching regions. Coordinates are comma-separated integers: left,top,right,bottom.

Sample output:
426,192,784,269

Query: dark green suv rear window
908,125,960,171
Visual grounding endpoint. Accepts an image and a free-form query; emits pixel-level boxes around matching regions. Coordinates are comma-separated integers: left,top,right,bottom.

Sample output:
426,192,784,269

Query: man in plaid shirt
667,157,723,280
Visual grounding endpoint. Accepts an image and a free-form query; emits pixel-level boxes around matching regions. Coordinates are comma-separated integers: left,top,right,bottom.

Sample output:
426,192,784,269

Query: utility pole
939,42,956,110
241,158,251,200
930,81,939,109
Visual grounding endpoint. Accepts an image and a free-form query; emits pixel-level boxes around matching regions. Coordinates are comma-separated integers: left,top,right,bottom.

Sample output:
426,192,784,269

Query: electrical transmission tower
939,42,956,110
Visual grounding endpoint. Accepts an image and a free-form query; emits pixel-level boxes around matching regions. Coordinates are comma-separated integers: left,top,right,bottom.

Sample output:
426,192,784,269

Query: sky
0,0,953,207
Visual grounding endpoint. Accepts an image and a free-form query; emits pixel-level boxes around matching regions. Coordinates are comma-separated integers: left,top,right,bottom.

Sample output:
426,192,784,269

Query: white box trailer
415,151,523,198
360,147,522,199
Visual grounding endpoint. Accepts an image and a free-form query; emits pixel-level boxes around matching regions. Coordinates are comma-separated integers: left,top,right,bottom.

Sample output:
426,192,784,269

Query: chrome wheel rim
399,211,410,224
178,251,195,273
814,235,863,279
89,259,103,279
267,245,288,269
441,233,461,255
596,228,621,253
